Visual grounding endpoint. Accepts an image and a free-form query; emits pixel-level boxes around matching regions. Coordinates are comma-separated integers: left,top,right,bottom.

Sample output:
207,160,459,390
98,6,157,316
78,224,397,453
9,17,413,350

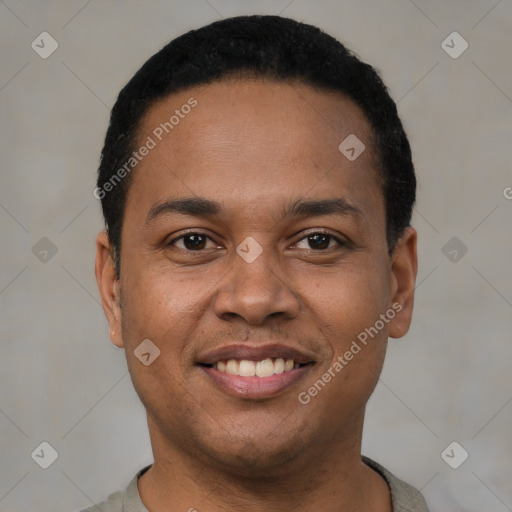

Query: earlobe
388,227,418,339
95,231,124,348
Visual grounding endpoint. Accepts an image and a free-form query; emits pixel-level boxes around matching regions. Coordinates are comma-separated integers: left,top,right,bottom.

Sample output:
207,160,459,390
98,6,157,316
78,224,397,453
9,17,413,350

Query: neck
138,416,391,512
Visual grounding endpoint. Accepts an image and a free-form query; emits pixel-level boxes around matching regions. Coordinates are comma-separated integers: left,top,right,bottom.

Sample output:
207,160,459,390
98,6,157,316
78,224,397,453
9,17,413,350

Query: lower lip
200,365,312,399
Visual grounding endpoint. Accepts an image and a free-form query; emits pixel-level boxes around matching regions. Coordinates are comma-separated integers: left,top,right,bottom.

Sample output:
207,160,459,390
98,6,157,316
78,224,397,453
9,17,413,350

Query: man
87,14,427,512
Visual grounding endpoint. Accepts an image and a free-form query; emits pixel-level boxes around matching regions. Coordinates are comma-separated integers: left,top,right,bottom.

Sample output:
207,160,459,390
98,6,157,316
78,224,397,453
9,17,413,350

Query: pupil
184,234,206,250
310,234,329,250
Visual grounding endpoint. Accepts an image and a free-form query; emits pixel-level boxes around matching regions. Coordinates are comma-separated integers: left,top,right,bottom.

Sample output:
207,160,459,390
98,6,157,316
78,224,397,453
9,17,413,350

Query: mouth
202,357,304,377
197,344,315,399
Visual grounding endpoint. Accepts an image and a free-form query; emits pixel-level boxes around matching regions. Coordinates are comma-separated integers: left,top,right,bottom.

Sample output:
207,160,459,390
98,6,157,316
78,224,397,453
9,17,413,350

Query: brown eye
168,233,215,251
307,233,331,250
295,232,344,251
183,234,207,250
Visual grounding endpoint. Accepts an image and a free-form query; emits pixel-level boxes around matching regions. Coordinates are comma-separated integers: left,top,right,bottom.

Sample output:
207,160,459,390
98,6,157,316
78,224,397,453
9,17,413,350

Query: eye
167,232,218,251
294,231,345,250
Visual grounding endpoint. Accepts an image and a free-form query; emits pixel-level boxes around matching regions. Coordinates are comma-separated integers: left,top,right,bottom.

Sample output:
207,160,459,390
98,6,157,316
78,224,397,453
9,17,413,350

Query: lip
197,343,315,366
196,343,316,400
200,364,313,399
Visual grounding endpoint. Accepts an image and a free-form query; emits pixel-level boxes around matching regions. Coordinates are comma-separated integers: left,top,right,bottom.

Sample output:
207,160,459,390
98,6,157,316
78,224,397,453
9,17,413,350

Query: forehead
138,77,376,159
128,78,383,222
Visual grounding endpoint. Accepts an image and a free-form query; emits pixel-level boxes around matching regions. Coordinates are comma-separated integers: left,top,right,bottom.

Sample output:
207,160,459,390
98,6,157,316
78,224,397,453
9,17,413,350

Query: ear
95,231,124,348
388,227,418,339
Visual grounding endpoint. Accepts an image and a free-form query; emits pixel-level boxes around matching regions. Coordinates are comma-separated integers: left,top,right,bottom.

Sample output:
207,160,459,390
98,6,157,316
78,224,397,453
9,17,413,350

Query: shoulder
362,456,430,512
75,489,123,512
74,465,151,512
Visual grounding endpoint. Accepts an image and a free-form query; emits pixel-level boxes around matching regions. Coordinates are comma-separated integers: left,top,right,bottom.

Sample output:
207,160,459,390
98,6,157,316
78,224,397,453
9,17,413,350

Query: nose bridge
232,238,283,300
213,238,299,324
235,239,280,289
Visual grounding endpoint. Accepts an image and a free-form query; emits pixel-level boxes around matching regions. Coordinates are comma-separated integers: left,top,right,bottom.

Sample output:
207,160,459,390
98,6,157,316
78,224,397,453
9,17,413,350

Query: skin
96,78,417,512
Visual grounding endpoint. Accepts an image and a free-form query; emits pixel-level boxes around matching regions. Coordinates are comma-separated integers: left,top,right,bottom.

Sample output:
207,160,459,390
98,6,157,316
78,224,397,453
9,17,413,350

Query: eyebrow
145,196,362,224
146,197,221,224
281,197,362,220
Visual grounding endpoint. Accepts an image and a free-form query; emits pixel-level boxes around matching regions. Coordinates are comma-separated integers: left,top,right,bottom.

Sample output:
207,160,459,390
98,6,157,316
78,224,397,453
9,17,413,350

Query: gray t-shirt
78,456,429,511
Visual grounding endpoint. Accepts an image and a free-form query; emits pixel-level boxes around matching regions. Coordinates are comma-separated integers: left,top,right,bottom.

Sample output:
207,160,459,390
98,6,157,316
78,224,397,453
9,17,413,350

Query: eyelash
166,229,347,251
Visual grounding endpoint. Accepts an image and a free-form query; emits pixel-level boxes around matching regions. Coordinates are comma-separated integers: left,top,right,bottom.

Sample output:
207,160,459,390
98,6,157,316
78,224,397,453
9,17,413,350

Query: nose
213,247,300,325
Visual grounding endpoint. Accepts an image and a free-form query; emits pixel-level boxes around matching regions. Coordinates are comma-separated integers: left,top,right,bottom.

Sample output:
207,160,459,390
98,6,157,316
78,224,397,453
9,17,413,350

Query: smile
197,344,315,399
211,358,301,377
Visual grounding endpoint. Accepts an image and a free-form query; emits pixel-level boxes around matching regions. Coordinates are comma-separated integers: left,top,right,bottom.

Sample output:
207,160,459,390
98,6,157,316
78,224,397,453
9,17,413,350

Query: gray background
1,1,511,510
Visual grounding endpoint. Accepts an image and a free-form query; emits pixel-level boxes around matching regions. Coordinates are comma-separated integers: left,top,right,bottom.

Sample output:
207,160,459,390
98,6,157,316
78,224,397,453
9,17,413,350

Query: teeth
256,358,274,377
239,360,256,377
225,359,239,375
214,358,299,377
274,358,284,374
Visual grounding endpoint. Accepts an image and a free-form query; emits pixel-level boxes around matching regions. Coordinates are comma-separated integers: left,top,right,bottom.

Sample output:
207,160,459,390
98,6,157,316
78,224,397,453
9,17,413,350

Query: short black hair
97,15,416,277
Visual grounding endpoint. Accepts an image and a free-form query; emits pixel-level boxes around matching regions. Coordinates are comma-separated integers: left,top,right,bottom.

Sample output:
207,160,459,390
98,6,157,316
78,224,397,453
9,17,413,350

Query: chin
209,438,305,477
189,419,312,477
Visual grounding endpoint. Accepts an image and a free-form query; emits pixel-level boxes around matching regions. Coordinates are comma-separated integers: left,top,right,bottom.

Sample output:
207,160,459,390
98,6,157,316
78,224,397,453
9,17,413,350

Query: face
96,78,417,474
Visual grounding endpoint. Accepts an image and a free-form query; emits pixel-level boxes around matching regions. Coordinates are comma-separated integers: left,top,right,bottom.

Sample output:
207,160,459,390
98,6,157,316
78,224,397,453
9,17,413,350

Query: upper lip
198,343,315,366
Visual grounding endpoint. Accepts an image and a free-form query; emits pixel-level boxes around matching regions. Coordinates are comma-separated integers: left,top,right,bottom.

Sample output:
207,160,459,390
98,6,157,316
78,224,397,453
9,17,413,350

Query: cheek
306,258,391,339
120,266,202,337
118,276,193,418
118,265,221,384
303,259,390,398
